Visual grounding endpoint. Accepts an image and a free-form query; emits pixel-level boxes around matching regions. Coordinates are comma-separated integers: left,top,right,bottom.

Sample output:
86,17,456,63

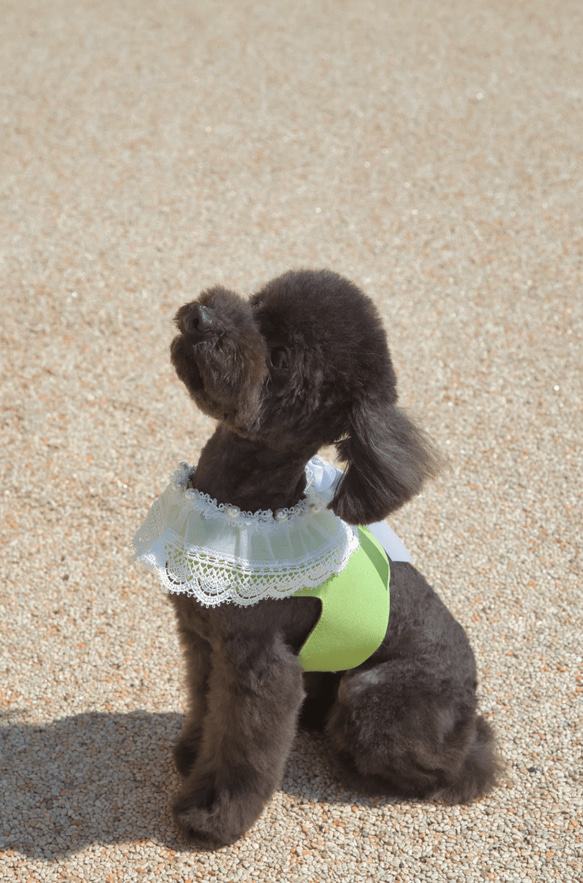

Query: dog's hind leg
172,635,305,849
325,662,497,804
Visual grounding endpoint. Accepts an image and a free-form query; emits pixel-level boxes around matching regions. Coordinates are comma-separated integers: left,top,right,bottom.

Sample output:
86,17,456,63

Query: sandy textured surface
1,1,581,881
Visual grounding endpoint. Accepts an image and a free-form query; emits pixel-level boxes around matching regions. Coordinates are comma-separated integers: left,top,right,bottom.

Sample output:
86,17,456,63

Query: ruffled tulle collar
132,457,360,607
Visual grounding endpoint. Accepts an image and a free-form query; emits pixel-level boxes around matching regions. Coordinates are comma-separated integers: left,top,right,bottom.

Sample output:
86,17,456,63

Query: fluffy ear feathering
331,396,442,525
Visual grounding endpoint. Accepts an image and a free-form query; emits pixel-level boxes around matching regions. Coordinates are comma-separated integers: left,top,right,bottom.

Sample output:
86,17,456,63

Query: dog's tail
435,715,499,805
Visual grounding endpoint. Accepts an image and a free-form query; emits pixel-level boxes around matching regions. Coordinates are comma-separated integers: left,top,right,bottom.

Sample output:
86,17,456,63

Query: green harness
294,527,390,672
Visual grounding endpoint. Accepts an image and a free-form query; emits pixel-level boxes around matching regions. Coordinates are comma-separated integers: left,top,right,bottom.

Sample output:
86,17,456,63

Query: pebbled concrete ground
1,1,581,881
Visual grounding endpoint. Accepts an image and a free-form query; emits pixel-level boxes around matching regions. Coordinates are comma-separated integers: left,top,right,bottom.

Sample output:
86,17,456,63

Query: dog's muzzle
183,303,214,341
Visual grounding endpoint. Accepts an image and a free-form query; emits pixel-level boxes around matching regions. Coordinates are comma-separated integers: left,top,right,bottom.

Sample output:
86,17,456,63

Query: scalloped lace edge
137,522,360,607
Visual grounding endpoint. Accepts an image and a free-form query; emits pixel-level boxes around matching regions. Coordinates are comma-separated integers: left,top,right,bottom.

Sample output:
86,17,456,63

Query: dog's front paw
172,776,266,849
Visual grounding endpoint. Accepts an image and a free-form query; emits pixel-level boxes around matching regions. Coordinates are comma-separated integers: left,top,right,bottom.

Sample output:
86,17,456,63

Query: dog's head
171,269,439,523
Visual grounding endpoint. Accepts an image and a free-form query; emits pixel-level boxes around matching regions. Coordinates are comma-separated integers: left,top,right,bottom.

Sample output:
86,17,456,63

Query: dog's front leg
173,628,212,777
172,634,304,849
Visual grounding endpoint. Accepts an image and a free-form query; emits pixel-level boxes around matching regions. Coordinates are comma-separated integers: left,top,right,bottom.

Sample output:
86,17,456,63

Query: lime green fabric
294,527,390,672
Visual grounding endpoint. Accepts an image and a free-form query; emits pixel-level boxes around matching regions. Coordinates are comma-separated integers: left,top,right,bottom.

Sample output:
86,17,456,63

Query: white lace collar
132,457,360,607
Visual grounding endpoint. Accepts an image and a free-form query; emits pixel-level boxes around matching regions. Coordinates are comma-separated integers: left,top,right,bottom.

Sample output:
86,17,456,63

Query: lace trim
166,460,324,525
133,458,360,607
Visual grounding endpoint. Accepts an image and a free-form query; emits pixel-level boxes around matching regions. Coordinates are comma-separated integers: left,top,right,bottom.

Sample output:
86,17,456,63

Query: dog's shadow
0,710,184,858
0,710,381,859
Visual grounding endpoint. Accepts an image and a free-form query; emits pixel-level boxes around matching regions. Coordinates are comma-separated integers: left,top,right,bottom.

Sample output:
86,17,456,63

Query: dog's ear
330,397,441,524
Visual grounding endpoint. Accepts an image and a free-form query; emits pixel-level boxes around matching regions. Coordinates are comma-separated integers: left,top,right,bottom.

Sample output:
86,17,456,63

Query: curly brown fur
162,268,497,848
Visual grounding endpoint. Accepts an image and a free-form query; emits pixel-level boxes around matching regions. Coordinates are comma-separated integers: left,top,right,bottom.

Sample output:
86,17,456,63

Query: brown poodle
134,269,497,848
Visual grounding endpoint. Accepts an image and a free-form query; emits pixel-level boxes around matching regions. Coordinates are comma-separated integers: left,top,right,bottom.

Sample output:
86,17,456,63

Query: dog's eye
268,346,289,372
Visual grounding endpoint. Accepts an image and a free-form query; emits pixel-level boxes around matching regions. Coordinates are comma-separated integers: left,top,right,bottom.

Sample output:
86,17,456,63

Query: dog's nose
184,304,214,337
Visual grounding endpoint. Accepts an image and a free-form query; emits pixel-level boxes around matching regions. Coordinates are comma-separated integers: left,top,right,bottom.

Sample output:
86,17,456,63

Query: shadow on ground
0,710,384,859
0,710,184,858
